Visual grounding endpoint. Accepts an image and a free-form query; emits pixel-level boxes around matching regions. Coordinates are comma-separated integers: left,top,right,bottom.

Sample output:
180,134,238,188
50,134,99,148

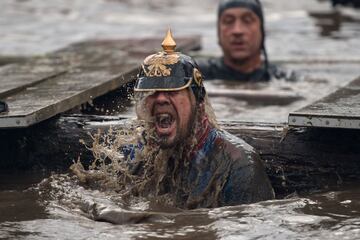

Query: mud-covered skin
122,126,274,209
197,57,296,82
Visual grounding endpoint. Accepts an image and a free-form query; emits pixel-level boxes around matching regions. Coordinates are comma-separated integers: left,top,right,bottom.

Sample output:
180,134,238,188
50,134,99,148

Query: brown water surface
0,173,360,239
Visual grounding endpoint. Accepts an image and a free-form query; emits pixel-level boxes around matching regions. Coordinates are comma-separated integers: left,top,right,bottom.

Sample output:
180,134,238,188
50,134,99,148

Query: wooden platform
0,37,201,128
289,76,360,129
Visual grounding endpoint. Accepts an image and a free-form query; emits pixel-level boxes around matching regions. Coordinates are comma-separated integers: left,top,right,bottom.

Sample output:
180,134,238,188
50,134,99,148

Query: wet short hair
218,0,264,24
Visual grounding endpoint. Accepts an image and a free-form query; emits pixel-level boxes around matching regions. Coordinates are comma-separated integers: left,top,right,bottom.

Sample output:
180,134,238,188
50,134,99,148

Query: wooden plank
0,63,66,99
207,89,303,105
0,36,201,128
49,37,201,67
0,37,200,98
289,76,360,129
0,65,137,128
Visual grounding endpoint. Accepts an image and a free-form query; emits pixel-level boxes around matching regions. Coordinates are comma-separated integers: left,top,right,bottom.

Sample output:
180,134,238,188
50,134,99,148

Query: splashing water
68,90,232,212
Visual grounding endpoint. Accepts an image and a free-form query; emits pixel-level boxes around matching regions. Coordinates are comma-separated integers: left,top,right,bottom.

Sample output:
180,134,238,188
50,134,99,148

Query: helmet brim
134,76,193,92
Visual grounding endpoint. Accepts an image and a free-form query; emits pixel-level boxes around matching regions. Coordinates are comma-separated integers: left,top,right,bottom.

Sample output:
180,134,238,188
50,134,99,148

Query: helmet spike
161,28,176,54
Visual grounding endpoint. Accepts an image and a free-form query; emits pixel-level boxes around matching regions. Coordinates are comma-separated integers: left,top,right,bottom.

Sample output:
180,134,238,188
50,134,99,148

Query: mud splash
21,177,360,239
68,92,226,214
36,173,178,225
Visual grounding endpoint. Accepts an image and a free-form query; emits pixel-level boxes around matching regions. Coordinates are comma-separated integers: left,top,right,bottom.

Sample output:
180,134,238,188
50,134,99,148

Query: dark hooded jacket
197,57,296,82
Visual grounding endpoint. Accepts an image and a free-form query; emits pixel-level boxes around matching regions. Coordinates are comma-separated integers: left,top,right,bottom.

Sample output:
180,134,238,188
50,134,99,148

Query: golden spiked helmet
134,29,205,101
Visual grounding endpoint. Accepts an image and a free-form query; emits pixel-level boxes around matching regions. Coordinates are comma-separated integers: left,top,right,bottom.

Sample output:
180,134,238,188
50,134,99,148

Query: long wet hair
129,91,219,207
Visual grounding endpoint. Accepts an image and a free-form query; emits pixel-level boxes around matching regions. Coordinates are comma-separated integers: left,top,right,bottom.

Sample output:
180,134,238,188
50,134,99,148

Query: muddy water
0,173,360,239
1,0,360,239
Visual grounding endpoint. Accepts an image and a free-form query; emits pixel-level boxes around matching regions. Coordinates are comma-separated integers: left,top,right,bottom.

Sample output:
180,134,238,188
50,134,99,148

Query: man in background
198,0,294,82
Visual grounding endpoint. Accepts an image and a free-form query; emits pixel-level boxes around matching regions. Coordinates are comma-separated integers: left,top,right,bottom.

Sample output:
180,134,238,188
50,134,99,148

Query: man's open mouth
155,113,175,135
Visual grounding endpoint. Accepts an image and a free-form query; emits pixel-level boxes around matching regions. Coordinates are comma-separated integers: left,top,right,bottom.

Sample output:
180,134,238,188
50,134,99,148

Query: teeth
156,113,173,127
158,113,170,121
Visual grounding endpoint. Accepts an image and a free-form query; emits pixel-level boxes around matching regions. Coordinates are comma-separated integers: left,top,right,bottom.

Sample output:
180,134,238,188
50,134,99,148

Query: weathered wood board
0,37,201,128
289,76,360,129
207,89,303,105
0,63,66,99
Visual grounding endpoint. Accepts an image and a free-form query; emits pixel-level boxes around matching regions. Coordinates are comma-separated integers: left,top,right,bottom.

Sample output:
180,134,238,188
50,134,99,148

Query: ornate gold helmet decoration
134,29,205,102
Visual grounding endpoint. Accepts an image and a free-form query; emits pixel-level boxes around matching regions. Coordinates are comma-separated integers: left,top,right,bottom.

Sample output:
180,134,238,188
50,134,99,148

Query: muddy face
144,89,196,148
